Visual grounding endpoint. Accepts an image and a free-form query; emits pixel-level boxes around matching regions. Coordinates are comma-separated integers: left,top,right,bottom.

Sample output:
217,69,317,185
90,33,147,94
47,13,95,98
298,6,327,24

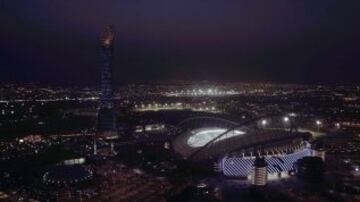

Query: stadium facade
172,116,313,179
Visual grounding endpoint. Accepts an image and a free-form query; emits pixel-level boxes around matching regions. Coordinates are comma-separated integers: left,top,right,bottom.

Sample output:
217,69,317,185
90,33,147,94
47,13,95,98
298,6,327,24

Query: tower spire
101,25,115,48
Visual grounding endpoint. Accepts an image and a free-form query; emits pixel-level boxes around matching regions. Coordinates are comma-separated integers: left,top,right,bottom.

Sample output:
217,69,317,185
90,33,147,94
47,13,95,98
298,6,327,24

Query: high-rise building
96,26,118,142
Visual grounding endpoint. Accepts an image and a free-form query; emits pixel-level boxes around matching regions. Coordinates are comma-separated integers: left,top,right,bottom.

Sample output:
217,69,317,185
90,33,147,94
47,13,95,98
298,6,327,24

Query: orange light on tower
101,25,115,48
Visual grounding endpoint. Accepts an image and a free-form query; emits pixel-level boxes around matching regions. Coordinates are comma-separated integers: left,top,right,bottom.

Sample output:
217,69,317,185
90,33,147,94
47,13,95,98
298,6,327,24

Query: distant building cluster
165,88,238,97
134,102,219,113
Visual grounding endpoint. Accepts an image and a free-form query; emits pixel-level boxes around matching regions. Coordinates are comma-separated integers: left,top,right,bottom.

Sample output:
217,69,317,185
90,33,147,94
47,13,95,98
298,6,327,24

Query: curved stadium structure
172,116,312,178
43,165,93,186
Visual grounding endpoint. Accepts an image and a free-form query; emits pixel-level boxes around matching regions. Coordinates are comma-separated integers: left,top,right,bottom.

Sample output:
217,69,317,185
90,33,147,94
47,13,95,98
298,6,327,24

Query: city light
134,102,219,113
165,88,239,97
316,120,322,132
261,119,268,126
316,120,322,125
283,116,290,123
335,123,341,128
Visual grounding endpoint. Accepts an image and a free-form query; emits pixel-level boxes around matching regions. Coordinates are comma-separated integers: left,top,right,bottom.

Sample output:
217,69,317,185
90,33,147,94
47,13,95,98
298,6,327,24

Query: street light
283,116,290,130
316,120,322,132
283,116,290,123
261,119,267,127
335,123,340,129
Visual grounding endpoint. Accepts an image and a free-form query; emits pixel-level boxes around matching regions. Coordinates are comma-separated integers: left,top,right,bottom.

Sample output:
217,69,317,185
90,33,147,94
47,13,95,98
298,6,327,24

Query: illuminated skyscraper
96,26,118,143
100,25,115,109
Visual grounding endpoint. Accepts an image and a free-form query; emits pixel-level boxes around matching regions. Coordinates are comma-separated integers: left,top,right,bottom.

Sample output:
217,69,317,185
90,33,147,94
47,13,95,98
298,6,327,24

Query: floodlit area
187,127,246,148
165,88,239,97
134,102,220,113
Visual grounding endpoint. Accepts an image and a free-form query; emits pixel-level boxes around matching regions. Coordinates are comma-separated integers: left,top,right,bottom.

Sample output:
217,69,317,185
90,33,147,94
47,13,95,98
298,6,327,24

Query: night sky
1,0,359,86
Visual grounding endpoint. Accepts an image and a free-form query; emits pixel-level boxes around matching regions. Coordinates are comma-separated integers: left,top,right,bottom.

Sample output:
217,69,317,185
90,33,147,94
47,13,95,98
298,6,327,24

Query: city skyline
1,1,360,85
1,2,360,201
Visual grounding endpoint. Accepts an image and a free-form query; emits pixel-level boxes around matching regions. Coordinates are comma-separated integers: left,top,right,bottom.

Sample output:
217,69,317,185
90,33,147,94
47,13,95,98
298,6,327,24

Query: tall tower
100,25,115,110
96,26,118,144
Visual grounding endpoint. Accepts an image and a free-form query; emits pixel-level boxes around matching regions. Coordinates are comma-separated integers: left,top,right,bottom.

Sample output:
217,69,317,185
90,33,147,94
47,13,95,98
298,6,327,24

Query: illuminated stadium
172,116,313,178
42,165,93,186
187,127,246,148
